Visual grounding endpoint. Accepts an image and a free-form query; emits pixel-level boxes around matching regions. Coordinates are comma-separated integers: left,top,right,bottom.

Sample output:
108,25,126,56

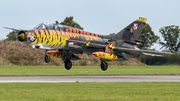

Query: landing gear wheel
101,62,108,71
65,60,72,70
44,54,50,63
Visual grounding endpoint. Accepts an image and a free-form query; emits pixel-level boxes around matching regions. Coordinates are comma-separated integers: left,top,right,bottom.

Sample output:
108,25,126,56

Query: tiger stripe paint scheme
92,52,117,61
47,51,62,58
27,29,99,48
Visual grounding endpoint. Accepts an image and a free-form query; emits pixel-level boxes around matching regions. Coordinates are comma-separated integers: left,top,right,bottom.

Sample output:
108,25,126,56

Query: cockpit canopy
34,23,64,31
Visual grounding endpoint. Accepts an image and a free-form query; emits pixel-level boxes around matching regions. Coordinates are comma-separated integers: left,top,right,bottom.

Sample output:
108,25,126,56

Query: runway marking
0,75,180,83
0,81,77,83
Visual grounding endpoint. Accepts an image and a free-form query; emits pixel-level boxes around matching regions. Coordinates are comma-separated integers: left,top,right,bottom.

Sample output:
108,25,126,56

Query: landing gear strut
101,61,108,71
62,50,72,70
44,51,50,63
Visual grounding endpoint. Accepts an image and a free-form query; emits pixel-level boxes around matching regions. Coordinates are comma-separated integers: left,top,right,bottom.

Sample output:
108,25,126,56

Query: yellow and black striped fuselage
27,29,99,49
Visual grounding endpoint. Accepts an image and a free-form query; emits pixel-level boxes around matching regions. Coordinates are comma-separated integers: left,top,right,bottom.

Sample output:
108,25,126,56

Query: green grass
0,65,180,76
0,82,179,101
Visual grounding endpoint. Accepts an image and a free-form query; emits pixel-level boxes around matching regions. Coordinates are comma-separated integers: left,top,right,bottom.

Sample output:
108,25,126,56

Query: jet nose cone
18,34,23,38
18,31,27,41
92,52,98,57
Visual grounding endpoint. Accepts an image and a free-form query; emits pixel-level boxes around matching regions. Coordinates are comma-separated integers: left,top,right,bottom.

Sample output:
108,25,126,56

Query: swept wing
69,40,172,56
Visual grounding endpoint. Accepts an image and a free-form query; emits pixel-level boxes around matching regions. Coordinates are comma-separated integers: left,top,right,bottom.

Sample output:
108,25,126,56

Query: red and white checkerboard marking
134,23,138,30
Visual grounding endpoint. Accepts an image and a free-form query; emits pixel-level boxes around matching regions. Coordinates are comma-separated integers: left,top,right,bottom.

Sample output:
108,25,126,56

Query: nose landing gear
44,51,50,63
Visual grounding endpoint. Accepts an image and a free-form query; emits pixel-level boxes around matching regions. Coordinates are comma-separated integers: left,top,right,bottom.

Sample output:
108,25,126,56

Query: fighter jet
4,17,172,71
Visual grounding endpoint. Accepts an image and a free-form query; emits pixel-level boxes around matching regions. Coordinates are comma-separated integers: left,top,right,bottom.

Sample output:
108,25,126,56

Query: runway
0,75,180,83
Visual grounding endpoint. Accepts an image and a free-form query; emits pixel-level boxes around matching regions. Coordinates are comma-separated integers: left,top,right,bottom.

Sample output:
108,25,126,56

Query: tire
101,62,108,71
65,60,72,70
44,54,50,63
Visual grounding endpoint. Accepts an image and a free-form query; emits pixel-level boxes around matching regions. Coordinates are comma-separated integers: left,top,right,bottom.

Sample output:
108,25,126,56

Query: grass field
0,65,180,76
0,82,179,101
0,66,179,101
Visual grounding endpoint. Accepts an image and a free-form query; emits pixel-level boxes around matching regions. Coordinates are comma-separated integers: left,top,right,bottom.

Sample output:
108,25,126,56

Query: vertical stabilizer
105,17,147,41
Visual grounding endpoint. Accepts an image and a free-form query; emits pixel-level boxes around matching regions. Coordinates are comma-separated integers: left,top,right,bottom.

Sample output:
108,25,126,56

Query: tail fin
105,17,147,41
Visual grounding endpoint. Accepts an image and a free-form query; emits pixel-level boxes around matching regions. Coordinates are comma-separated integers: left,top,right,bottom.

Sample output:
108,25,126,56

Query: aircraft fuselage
18,29,137,60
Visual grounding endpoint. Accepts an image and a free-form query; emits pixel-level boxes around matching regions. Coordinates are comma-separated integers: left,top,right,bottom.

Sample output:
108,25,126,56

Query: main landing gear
64,60,72,70
101,61,108,71
62,51,72,70
44,50,109,71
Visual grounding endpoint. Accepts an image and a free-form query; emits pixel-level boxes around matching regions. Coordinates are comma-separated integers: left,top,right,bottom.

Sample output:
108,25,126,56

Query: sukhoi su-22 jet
4,17,172,71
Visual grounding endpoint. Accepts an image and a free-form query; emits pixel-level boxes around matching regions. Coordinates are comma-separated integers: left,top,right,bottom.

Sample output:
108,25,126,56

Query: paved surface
0,75,180,83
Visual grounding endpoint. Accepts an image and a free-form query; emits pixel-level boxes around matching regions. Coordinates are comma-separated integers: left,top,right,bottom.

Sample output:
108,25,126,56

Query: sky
0,0,180,50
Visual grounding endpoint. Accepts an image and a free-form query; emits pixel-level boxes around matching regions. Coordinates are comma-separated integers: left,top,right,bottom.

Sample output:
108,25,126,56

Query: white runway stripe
0,81,77,83
0,75,180,83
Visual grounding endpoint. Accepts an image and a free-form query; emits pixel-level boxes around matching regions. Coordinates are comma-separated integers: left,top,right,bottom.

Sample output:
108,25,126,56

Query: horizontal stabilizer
114,47,173,55
142,53,163,57
67,39,172,56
